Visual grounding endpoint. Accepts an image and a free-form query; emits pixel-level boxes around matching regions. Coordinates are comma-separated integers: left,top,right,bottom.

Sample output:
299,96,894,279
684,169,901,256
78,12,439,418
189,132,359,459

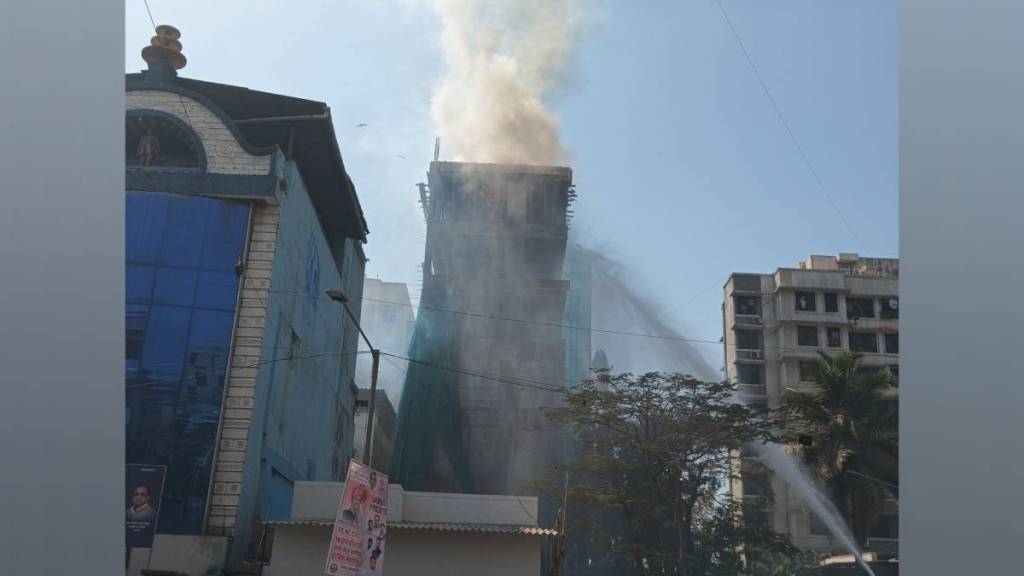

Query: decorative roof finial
142,25,186,80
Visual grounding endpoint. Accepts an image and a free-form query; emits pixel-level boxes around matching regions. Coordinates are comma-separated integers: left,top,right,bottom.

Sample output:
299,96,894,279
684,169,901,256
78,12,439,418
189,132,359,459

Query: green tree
546,371,776,576
688,500,813,576
781,351,898,547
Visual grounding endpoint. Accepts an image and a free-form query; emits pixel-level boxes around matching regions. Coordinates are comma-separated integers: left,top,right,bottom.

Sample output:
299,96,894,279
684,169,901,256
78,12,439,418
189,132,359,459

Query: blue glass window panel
126,193,169,263
195,270,242,311
188,309,235,349
140,305,190,380
125,192,251,536
126,302,149,334
202,202,250,270
127,265,156,302
159,198,206,267
153,268,198,307
126,337,145,364
126,358,140,381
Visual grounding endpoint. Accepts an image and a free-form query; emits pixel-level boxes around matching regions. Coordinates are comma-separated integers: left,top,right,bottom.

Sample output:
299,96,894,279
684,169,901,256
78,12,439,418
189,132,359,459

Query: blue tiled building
124,29,368,573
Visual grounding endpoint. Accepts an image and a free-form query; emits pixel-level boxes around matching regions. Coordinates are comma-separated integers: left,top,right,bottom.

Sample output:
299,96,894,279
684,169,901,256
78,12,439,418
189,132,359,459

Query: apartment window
880,297,899,320
827,327,843,349
870,514,899,540
889,365,899,386
799,361,817,382
739,466,771,520
824,293,839,313
797,326,819,347
737,364,763,385
735,295,760,316
742,473,771,497
846,297,875,320
810,512,830,536
745,505,772,530
795,292,816,312
849,331,878,353
885,332,899,354
856,366,883,377
735,330,762,351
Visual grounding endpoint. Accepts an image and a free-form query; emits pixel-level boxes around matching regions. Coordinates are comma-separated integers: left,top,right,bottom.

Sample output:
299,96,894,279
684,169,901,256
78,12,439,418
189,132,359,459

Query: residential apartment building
124,27,368,574
722,253,898,553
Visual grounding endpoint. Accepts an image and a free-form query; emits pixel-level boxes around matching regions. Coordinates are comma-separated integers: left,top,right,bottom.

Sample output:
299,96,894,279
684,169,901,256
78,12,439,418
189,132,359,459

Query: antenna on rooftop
433,137,440,162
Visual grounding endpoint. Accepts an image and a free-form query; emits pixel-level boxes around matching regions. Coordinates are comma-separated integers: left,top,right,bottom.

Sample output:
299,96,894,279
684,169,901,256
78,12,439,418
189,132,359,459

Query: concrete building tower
391,161,574,497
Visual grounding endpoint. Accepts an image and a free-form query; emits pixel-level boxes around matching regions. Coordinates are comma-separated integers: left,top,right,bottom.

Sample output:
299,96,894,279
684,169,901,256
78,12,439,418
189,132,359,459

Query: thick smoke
430,0,579,165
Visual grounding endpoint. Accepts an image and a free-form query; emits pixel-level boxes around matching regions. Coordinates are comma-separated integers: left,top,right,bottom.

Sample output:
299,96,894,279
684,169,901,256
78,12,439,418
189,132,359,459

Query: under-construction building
391,161,575,497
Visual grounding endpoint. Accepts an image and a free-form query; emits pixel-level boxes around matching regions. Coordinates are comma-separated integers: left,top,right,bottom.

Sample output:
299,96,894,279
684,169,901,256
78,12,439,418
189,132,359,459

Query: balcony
776,347,824,362
734,314,763,327
736,383,767,397
735,348,765,361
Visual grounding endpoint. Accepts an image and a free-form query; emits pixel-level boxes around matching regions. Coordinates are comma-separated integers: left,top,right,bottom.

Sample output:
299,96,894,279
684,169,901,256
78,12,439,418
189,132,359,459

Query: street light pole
326,288,380,470
365,350,380,469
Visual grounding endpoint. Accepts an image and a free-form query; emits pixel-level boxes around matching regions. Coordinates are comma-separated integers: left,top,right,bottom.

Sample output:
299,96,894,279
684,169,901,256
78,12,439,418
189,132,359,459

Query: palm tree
781,351,898,547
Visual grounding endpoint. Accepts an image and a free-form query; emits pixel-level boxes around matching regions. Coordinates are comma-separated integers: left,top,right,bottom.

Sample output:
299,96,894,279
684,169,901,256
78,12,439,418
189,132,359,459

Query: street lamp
326,288,381,470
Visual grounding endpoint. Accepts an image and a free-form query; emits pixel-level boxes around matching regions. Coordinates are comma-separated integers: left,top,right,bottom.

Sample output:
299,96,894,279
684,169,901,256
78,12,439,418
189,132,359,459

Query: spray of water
750,442,877,576
580,246,719,381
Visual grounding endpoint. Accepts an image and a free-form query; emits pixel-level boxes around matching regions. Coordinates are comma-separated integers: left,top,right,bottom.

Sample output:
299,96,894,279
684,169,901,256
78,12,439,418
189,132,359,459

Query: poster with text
359,463,388,576
125,464,166,548
325,460,389,576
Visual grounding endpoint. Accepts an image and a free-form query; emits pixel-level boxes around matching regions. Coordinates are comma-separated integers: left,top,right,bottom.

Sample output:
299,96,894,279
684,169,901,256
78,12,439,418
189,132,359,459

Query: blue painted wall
232,155,365,561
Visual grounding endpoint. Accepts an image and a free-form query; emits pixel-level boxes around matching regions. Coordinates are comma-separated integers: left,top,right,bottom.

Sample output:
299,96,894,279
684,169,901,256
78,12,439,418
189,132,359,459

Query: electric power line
381,355,407,377
126,350,369,390
381,352,567,394
713,0,867,252
260,288,896,358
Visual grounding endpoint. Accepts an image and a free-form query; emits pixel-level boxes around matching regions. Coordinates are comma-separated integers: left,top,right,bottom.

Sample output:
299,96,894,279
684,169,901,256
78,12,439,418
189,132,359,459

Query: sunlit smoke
430,0,580,165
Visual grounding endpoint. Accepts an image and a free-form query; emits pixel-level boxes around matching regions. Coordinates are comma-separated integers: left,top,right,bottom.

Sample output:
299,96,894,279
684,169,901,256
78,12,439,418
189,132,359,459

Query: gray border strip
0,0,125,573
902,1,1024,574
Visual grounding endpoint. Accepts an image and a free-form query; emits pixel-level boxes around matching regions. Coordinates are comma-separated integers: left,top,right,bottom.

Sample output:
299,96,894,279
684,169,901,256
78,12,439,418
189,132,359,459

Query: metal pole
326,289,380,471
364,350,380,469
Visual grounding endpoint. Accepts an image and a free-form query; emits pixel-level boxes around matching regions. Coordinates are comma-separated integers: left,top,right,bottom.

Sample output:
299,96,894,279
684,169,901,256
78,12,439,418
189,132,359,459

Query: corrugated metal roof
264,519,557,537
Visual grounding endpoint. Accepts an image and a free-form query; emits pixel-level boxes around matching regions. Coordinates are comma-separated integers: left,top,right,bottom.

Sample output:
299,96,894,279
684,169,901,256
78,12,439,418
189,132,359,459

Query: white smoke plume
430,0,580,166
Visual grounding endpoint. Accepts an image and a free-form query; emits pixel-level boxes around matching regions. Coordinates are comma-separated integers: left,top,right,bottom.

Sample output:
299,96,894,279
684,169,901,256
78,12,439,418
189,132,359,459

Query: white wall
289,482,538,527
126,534,229,576
264,526,543,576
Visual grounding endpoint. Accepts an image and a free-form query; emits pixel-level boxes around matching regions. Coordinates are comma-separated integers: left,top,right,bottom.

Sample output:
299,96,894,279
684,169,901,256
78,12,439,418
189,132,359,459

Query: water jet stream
749,442,877,576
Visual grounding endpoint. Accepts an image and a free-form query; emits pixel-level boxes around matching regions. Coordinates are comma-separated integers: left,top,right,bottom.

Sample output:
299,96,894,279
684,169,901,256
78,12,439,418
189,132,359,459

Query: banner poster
325,459,388,576
125,464,166,549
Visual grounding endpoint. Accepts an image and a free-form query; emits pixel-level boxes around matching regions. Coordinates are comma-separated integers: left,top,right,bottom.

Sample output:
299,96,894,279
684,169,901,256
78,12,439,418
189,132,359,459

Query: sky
125,0,898,368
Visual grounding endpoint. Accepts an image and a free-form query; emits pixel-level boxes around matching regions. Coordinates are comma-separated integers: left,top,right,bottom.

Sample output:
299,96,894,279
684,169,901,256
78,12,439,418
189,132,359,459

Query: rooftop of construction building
431,160,572,181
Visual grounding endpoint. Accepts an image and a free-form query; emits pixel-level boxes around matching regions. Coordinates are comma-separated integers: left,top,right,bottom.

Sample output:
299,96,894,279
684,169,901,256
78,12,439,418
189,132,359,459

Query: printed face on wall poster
325,459,389,576
125,464,166,548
